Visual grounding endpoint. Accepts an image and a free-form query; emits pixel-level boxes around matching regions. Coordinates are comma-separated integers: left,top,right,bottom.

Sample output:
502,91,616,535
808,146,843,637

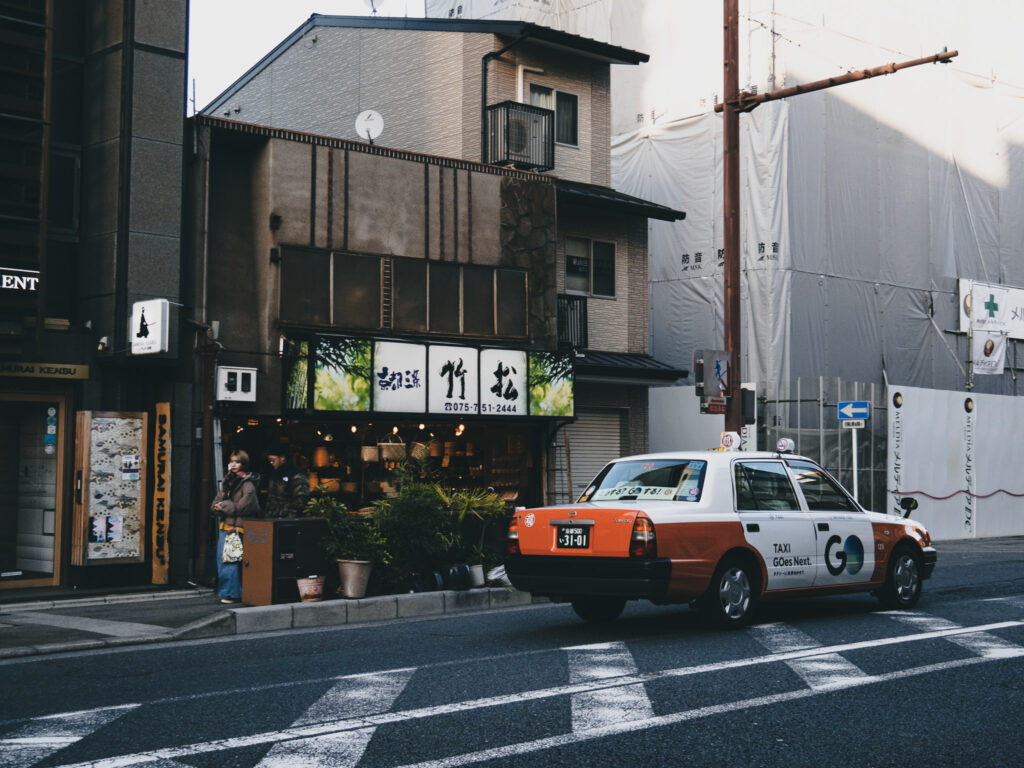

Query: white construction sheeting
888,385,1024,540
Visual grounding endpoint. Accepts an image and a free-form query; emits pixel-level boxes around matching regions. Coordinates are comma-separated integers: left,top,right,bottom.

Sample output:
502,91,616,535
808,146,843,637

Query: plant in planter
433,486,506,586
373,481,454,593
305,488,389,598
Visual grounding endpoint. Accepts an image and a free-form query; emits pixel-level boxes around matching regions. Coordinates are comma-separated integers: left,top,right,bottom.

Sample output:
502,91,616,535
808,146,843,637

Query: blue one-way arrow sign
837,400,870,420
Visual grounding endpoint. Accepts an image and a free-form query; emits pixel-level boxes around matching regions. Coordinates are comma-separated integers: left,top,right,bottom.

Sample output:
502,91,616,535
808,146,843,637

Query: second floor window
529,84,578,146
565,237,615,298
280,248,528,338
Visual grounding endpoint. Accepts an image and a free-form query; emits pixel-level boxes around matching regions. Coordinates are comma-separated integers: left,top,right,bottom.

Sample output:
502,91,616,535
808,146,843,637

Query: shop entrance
0,393,68,588
221,419,545,512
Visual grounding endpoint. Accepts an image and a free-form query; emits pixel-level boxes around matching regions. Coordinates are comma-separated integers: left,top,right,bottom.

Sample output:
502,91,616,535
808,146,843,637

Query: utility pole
722,0,742,433
719,0,956,433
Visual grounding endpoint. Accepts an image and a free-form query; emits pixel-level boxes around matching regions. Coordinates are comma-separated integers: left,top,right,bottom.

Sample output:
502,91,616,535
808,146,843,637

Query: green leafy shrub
434,486,506,570
305,488,389,564
373,482,453,590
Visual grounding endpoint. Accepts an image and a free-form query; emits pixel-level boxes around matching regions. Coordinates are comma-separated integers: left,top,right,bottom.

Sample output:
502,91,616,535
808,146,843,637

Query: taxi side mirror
898,497,918,518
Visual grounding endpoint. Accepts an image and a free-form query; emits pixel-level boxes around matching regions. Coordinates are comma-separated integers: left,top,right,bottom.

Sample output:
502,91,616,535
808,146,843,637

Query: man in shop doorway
263,443,311,518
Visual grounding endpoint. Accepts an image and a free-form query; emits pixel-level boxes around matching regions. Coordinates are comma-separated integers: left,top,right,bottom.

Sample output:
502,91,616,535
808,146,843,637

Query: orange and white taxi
505,441,936,627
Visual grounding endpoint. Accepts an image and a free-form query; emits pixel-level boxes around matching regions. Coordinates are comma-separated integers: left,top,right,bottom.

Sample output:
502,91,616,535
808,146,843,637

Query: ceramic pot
297,575,325,602
337,559,372,598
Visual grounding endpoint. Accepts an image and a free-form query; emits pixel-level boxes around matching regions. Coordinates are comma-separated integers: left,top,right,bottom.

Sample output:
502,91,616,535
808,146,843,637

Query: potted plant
433,486,506,588
306,488,389,598
373,481,453,593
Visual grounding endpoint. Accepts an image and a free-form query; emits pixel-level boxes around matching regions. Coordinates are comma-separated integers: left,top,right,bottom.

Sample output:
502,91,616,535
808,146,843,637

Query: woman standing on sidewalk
211,450,260,604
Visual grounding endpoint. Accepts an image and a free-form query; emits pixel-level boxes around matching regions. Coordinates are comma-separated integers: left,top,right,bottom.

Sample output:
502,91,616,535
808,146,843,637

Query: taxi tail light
507,517,521,556
629,514,656,558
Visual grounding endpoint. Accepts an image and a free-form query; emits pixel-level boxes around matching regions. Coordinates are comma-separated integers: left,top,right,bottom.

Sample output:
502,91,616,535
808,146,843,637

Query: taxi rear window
579,459,707,503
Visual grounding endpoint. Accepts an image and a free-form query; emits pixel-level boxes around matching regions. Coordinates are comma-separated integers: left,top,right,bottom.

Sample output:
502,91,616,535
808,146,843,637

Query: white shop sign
373,341,426,412
428,345,479,415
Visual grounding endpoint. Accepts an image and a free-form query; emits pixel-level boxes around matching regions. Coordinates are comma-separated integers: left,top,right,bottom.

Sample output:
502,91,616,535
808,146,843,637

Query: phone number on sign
443,402,478,412
479,403,518,414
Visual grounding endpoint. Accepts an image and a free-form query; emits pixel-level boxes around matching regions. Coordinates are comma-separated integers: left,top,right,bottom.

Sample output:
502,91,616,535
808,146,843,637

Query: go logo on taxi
826,535,865,576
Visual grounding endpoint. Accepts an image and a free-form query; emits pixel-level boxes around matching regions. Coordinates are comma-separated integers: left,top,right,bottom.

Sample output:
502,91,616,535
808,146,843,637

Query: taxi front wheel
878,546,923,609
702,556,757,629
571,596,626,623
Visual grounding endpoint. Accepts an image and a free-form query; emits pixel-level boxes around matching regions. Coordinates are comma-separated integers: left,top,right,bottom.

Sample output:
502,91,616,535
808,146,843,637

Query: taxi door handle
746,523,760,533
817,523,830,531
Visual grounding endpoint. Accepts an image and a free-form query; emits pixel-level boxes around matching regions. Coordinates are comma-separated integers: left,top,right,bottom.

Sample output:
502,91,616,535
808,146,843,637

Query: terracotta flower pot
297,575,325,602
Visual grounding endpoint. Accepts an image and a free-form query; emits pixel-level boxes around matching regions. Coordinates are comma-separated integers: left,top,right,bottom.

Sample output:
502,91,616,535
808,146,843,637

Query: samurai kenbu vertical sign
151,402,171,584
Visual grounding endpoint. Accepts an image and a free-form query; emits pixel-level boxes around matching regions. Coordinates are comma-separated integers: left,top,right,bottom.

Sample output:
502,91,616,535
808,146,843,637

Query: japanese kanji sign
479,349,527,415
374,341,426,412
428,345,479,415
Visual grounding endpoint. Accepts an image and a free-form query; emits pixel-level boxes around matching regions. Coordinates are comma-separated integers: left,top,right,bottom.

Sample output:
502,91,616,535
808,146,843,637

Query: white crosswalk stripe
884,611,1024,659
15,613,1024,768
566,642,654,731
0,706,138,768
255,669,415,767
747,623,870,690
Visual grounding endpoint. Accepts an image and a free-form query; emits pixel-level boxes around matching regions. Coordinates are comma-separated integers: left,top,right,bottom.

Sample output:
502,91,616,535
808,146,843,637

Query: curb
0,588,545,660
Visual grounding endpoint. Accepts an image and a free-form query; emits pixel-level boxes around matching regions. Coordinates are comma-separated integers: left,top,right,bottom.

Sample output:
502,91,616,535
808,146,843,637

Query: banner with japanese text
291,334,572,417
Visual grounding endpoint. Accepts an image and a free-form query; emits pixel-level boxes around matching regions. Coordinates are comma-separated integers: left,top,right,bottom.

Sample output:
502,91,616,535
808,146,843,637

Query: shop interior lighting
323,433,334,442
351,425,358,433
418,423,425,430
392,426,399,434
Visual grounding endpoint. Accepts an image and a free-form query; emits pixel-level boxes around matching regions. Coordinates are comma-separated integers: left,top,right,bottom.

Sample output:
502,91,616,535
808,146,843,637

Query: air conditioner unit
216,366,258,402
507,114,531,155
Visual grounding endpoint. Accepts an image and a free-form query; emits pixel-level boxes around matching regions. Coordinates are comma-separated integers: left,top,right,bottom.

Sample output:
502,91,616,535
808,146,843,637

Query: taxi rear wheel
703,556,757,629
878,546,922,609
571,596,627,623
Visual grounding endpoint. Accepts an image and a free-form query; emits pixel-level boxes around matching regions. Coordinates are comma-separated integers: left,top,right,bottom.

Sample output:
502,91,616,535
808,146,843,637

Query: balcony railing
558,293,588,349
486,101,554,171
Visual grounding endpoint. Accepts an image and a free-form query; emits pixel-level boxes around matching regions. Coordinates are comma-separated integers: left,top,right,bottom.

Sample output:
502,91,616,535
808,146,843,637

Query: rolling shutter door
553,410,622,503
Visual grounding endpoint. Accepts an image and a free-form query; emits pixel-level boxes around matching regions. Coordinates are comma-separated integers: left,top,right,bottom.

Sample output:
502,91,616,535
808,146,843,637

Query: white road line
567,642,654,732
0,705,138,768
390,657,997,768
42,618,1024,768
256,669,414,768
748,623,869,690
2,612,169,638
884,612,1024,659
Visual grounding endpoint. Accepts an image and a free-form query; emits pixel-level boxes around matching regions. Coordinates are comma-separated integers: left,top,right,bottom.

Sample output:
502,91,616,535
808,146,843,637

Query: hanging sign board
130,299,169,354
958,279,1022,338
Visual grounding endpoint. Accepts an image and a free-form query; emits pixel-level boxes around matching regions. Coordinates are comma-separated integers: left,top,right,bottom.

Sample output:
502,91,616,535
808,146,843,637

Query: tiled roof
554,179,685,222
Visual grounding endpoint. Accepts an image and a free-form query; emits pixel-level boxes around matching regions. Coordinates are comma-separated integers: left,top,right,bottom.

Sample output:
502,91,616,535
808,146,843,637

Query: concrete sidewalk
0,586,538,659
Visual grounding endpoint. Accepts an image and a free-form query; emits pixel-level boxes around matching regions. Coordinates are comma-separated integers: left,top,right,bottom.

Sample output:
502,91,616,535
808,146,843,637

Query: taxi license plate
556,525,590,549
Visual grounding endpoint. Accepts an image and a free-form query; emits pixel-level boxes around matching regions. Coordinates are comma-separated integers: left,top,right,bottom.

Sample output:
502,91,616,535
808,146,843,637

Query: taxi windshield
578,459,707,503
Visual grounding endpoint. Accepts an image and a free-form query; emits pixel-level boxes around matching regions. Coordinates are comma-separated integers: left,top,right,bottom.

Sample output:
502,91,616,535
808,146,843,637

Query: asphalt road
1,538,1022,768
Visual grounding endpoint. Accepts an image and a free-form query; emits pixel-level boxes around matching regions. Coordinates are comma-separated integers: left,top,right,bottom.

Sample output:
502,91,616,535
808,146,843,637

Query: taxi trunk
504,505,671,601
